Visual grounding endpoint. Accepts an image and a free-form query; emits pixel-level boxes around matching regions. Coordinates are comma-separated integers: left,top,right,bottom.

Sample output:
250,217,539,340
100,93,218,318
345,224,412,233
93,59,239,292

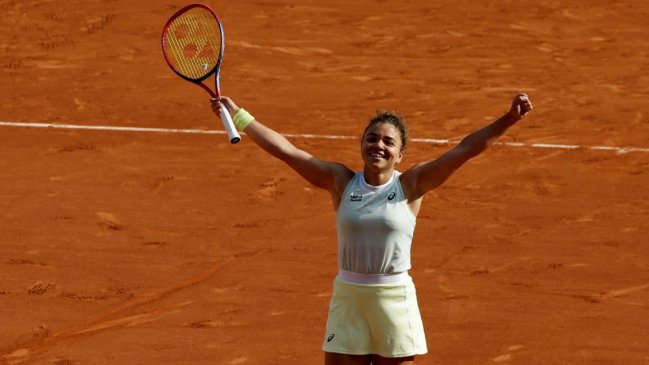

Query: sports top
336,171,416,274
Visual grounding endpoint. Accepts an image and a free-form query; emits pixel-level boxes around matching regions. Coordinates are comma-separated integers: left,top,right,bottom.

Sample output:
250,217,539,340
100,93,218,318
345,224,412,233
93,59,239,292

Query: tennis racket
161,4,240,144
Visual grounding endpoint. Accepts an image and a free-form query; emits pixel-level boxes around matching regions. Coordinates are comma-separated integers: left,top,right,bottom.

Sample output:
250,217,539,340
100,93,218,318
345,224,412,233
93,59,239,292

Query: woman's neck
362,167,394,186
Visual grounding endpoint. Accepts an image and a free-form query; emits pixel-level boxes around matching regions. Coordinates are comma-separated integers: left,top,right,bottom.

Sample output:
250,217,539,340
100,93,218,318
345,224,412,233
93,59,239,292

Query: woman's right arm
212,97,354,199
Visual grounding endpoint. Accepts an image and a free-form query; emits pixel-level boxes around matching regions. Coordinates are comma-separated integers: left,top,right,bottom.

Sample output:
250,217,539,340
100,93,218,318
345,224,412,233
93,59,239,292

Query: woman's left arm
402,93,533,200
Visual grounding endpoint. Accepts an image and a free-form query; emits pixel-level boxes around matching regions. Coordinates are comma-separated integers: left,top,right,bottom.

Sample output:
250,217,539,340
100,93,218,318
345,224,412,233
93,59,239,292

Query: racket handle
218,102,241,144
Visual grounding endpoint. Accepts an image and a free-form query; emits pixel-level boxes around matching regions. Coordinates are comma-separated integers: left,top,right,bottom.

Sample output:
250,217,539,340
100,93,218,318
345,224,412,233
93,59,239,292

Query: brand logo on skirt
327,334,335,342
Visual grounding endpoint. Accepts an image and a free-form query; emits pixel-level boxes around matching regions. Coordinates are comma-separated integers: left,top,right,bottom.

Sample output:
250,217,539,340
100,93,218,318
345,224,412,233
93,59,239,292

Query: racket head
161,4,224,85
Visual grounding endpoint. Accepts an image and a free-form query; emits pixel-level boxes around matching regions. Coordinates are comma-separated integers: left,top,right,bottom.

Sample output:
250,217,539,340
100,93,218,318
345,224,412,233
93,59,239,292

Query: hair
362,110,409,151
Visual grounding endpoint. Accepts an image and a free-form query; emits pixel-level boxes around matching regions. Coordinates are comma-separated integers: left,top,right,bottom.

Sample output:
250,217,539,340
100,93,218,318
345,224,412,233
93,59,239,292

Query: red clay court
1,1,648,364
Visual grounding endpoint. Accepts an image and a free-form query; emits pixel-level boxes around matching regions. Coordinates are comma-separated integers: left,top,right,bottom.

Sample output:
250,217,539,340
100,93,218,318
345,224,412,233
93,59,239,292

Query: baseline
1,120,648,154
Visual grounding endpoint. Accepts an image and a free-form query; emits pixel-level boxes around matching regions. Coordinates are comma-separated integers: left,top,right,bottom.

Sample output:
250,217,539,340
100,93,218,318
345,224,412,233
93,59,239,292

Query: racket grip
218,102,241,144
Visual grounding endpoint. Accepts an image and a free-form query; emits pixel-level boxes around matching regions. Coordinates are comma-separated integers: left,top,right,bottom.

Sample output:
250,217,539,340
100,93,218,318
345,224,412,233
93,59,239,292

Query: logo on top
350,192,363,202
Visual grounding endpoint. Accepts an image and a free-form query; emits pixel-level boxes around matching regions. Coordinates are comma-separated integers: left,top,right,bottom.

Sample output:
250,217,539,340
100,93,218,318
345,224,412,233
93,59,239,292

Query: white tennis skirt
322,276,428,358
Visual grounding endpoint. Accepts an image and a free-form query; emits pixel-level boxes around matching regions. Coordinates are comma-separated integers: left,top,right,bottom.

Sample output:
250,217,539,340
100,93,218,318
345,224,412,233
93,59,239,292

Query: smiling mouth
369,152,384,159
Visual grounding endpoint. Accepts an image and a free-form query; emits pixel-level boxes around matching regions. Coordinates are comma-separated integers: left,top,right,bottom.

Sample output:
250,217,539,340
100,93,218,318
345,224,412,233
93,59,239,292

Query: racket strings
164,7,222,80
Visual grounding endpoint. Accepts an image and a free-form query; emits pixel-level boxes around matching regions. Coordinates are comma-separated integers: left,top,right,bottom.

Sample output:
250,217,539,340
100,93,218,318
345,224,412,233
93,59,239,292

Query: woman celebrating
211,93,532,365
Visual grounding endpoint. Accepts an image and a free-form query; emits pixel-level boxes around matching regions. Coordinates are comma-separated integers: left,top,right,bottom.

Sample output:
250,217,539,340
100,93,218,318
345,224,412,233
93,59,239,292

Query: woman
211,93,533,365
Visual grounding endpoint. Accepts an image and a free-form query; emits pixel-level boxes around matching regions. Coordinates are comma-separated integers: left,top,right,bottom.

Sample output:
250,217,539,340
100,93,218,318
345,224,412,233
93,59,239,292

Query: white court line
1,120,648,154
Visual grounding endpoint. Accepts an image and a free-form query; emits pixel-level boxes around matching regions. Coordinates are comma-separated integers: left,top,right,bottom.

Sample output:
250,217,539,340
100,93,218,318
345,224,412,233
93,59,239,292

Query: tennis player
211,93,532,365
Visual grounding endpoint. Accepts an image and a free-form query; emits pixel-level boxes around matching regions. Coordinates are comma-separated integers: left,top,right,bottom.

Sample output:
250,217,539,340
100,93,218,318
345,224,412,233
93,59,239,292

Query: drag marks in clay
0,259,233,364
492,344,524,363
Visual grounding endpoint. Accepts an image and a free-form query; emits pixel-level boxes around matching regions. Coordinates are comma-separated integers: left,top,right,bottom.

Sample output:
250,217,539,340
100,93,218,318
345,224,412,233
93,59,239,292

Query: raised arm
401,93,533,202
212,97,354,206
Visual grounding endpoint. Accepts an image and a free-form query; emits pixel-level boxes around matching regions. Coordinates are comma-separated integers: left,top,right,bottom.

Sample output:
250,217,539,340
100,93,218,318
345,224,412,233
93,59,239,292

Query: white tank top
336,171,416,274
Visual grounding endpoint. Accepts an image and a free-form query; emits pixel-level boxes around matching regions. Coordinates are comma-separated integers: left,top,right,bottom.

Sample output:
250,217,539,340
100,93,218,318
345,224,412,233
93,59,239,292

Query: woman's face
361,122,404,173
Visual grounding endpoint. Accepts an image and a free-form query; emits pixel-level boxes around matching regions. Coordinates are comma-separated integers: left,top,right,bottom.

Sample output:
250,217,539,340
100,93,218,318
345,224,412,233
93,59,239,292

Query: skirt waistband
337,269,410,285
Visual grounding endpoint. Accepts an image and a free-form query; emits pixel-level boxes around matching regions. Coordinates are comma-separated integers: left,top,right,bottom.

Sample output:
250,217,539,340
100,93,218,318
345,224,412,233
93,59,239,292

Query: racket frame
161,3,240,144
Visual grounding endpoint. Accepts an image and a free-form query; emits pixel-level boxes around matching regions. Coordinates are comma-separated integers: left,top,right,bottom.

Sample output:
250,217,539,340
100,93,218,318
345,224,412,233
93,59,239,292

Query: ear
395,150,404,164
